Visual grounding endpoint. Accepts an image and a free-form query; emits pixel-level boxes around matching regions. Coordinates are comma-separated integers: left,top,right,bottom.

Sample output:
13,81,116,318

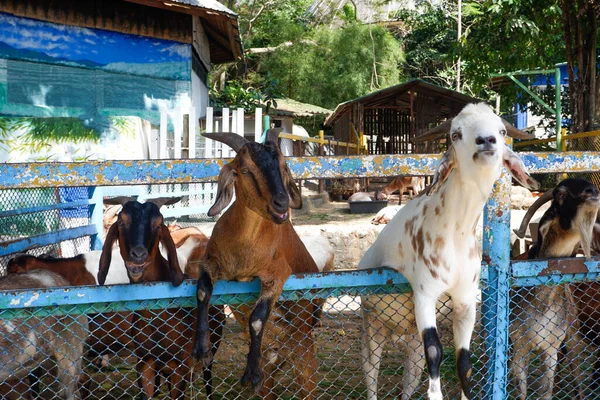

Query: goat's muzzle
125,260,151,281
268,192,290,223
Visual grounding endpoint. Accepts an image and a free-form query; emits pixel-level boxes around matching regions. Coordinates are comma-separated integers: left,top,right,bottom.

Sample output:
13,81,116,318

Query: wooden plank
188,106,196,158
159,111,168,159
204,106,214,158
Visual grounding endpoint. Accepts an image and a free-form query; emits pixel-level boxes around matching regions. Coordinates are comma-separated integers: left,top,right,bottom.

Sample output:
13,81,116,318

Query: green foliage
392,6,457,87
459,0,564,93
237,0,314,48
259,23,404,109
209,74,283,112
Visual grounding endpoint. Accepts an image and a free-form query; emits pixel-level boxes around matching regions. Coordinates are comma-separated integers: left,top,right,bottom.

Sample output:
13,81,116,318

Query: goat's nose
475,136,496,145
272,192,289,213
130,246,148,262
585,186,599,196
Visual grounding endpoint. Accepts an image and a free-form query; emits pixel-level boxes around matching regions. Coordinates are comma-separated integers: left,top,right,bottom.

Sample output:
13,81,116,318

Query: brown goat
381,176,425,204
98,198,223,399
193,130,322,398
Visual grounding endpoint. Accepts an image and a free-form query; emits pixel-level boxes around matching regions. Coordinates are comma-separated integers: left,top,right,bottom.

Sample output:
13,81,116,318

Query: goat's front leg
414,292,443,400
450,294,477,400
241,269,290,393
193,268,215,366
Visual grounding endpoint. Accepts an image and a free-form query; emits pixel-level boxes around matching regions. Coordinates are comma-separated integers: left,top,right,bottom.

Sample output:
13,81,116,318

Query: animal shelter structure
325,79,533,155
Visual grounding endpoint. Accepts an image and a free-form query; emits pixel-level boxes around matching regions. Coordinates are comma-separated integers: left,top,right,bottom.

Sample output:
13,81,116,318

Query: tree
212,2,403,111
561,0,599,133
259,22,403,109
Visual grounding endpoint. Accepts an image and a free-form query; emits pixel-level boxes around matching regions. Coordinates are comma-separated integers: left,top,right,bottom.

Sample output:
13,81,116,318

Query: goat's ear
159,224,184,286
208,164,236,216
98,223,119,285
503,146,540,190
426,146,457,196
285,166,302,209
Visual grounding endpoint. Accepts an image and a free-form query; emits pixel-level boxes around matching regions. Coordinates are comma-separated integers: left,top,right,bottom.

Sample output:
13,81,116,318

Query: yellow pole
560,128,567,152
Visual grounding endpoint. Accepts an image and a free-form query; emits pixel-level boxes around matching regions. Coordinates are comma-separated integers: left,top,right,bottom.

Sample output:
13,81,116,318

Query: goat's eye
500,129,507,137
240,168,249,174
451,132,461,141
117,220,123,227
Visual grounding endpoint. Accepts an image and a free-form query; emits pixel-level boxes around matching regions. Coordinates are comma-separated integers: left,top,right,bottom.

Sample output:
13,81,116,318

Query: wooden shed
325,79,480,155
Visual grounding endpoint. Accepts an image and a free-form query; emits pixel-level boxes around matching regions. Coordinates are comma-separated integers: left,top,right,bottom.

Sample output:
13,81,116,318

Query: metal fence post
482,169,511,399
89,186,104,251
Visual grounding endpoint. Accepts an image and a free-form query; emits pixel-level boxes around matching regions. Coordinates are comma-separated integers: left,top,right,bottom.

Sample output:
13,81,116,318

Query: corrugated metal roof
167,0,237,17
325,79,479,126
271,98,332,117
125,0,242,64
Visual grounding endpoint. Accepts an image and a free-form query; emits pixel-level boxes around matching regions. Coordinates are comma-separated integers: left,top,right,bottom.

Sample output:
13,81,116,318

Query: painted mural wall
0,11,196,162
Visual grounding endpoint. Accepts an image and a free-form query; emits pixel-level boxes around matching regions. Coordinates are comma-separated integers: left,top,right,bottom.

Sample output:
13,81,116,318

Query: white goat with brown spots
358,103,540,400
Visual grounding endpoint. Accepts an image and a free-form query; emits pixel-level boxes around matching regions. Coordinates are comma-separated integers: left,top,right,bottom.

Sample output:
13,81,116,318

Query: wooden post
318,130,324,194
182,114,190,159
254,108,262,143
188,107,196,158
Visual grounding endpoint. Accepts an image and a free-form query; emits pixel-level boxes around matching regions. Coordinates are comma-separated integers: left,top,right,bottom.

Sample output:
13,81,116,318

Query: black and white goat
358,103,539,400
511,178,600,399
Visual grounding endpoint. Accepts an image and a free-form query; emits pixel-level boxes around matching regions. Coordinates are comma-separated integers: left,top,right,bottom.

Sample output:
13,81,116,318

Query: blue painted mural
0,11,193,124
0,12,191,80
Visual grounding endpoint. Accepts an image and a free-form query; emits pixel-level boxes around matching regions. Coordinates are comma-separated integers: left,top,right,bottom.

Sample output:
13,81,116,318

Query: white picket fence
119,106,264,219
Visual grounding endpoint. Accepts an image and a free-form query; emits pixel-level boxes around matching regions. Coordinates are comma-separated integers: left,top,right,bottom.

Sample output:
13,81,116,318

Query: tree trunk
561,0,599,134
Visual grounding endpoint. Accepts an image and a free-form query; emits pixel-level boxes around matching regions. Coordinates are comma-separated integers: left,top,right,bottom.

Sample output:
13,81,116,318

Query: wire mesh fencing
0,278,498,400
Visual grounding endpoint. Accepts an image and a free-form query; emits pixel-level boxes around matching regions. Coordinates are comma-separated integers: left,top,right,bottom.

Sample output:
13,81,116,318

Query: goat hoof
240,366,263,391
192,344,213,367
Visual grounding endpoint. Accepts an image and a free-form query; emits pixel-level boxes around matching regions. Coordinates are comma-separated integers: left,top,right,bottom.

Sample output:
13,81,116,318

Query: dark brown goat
193,130,322,398
98,198,223,399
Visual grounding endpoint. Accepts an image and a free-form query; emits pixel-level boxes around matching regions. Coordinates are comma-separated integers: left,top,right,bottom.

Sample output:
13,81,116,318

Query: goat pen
0,151,600,399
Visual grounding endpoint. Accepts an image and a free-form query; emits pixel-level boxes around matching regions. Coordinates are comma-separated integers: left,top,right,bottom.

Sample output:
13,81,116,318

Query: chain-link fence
2,154,600,399
4,272,598,399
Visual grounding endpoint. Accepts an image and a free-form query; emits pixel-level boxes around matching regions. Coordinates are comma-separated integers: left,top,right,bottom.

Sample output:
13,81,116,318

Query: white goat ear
426,146,457,196
503,146,540,190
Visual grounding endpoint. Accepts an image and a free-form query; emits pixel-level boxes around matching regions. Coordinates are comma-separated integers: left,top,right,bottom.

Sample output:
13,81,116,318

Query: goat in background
382,176,426,204
512,178,600,399
0,270,88,400
359,103,539,400
193,130,322,399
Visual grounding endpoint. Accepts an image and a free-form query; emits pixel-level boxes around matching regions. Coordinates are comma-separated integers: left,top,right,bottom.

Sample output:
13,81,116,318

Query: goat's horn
202,131,249,153
502,119,534,140
266,128,281,144
146,197,182,209
104,196,137,206
513,190,554,238
412,119,453,143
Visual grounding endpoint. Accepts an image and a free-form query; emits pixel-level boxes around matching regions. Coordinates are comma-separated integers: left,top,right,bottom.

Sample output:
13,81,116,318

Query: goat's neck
438,168,496,233
224,202,282,241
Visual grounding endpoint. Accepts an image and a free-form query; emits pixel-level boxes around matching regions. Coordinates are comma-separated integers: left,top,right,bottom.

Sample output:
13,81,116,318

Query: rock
511,186,533,198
